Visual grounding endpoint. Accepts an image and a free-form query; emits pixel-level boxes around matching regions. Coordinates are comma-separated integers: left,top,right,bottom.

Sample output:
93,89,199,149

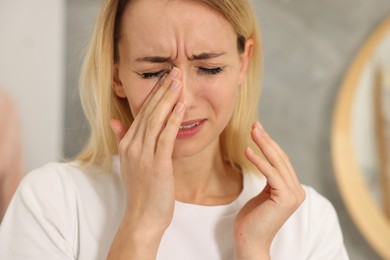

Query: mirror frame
332,15,390,259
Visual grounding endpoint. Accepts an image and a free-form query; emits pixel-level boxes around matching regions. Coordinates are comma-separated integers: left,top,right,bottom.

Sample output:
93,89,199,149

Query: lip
177,119,206,139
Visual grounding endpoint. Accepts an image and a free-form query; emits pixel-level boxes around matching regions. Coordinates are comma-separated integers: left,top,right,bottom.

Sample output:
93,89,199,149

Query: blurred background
1,0,390,259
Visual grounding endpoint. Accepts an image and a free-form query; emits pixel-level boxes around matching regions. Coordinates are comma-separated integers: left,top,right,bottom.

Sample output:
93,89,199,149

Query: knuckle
158,134,169,147
282,151,290,162
118,139,128,153
273,142,282,151
137,106,146,116
160,76,172,90
163,116,181,134
147,114,160,130
168,113,181,126
161,91,174,104
128,141,140,158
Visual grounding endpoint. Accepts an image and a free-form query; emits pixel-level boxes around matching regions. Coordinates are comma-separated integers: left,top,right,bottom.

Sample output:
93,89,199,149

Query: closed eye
139,70,165,79
137,67,224,79
197,67,224,75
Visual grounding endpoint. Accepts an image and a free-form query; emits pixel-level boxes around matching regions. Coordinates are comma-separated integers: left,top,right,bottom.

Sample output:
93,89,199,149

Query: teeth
180,122,200,130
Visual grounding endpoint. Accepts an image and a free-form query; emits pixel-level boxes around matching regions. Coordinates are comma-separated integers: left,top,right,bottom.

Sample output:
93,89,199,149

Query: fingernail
174,102,185,113
254,127,262,137
171,79,180,89
246,146,255,154
169,67,180,78
255,121,264,131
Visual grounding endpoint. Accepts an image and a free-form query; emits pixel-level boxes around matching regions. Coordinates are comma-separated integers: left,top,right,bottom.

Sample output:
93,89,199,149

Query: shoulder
16,159,125,227
301,186,335,216
291,186,349,259
298,186,345,238
0,163,83,258
280,185,340,232
18,160,121,202
15,162,82,215
20,162,80,193
299,185,341,231
0,159,123,259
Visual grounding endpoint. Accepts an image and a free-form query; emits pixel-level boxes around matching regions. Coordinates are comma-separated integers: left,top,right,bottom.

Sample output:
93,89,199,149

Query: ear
238,38,254,85
112,65,127,98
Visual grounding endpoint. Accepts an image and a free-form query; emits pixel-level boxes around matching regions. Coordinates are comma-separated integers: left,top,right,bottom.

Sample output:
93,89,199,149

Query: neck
172,140,242,205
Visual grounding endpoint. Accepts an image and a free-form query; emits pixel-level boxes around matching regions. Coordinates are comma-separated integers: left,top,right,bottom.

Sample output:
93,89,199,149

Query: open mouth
176,119,206,139
179,121,200,130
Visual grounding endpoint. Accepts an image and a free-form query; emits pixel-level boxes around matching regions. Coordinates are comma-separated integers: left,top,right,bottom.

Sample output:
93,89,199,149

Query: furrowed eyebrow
135,52,226,63
189,52,226,60
135,56,171,63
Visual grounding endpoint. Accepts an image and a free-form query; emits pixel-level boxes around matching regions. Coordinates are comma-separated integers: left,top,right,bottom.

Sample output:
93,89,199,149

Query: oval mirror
332,15,390,259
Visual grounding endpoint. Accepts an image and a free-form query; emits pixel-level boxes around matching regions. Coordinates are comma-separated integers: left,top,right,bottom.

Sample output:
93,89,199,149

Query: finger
245,147,286,190
245,146,305,210
255,122,289,163
116,69,180,160
252,123,303,191
135,68,181,143
251,123,297,189
143,68,180,116
254,123,302,188
155,102,186,161
125,72,171,141
245,146,276,179
143,79,182,150
251,123,288,171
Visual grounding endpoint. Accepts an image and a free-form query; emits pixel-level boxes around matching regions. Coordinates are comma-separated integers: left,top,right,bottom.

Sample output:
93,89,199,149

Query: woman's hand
234,122,306,260
107,68,185,259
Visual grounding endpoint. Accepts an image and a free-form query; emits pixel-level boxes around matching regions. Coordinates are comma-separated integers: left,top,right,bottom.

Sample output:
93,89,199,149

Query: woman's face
113,0,252,157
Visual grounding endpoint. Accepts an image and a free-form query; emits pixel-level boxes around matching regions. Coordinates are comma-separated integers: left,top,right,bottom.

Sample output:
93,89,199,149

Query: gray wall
65,1,390,259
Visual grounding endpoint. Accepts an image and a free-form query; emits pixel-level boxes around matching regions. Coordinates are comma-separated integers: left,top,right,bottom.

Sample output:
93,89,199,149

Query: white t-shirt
0,157,349,259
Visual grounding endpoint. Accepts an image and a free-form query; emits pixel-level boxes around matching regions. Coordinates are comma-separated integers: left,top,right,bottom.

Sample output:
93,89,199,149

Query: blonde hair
76,0,262,172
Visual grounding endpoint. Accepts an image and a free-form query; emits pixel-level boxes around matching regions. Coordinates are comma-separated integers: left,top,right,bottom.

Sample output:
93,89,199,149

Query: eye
140,70,165,79
197,67,224,75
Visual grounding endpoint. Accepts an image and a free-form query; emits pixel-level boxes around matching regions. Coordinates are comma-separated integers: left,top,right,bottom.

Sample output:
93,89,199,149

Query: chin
171,143,201,158
172,135,220,159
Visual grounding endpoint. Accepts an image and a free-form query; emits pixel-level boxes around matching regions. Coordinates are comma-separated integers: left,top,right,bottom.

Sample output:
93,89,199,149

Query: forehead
119,0,237,56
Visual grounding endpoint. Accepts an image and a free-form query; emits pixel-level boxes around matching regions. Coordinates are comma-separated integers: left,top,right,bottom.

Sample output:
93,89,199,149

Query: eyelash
198,67,224,75
141,70,166,79
140,67,224,79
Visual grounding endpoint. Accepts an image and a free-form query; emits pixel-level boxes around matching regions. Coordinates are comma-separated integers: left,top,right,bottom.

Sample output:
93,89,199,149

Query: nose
177,68,196,109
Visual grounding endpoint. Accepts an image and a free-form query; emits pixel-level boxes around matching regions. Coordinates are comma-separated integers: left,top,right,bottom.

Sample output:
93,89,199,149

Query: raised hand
234,122,306,260
108,68,185,259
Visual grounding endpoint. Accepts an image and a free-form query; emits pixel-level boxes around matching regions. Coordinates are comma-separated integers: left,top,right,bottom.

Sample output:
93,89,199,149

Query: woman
0,0,349,259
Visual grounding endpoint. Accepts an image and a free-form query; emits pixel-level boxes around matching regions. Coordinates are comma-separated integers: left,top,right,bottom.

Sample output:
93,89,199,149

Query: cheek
124,79,156,117
201,74,240,112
